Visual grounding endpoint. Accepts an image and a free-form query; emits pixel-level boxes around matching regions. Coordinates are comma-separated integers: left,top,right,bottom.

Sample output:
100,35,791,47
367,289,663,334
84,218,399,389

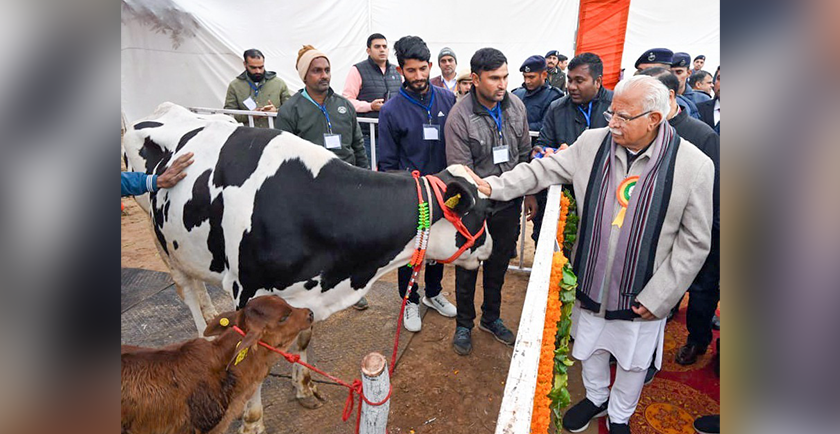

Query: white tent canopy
121,0,719,123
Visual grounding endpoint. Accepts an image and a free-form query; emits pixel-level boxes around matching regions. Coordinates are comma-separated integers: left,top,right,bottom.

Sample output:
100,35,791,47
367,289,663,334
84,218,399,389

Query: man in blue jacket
377,35,458,332
512,55,563,133
121,152,194,196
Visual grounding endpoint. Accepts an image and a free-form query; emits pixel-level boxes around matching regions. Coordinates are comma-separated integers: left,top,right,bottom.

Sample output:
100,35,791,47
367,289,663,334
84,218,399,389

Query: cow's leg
170,269,216,336
291,327,326,408
239,383,266,434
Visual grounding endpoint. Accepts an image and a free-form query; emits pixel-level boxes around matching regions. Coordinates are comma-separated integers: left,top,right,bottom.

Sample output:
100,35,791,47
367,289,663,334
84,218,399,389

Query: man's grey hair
613,75,670,125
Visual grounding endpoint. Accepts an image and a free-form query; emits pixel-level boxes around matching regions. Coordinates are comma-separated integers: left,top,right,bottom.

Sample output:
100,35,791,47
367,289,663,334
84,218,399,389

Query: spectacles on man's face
603,109,652,125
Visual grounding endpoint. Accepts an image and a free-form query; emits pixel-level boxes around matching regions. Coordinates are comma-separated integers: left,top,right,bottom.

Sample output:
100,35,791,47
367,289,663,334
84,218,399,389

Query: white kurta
571,304,666,370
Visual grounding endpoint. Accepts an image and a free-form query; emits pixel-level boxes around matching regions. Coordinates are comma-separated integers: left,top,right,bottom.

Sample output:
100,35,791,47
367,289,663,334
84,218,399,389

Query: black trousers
397,262,444,304
530,189,548,245
455,199,522,329
686,227,720,347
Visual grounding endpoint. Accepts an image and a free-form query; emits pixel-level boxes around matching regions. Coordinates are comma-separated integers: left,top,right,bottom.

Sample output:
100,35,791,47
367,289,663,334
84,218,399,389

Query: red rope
231,325,391,434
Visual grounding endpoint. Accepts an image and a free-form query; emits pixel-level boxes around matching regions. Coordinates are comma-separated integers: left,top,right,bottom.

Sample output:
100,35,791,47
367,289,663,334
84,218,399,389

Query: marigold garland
530,192,577,433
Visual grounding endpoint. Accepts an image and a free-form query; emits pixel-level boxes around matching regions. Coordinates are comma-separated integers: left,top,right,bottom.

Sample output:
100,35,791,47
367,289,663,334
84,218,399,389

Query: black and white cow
122,103,493,432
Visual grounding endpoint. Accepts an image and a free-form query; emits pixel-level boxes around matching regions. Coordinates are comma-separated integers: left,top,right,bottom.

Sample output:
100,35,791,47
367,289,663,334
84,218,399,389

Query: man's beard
247,72,264,82
407,78,429,93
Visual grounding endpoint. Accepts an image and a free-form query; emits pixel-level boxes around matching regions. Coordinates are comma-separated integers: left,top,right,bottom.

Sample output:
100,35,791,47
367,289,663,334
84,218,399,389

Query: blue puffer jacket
512,83,564,132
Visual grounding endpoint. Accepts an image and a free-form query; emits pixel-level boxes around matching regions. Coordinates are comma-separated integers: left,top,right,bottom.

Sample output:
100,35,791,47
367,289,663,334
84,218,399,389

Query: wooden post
358,352,390,433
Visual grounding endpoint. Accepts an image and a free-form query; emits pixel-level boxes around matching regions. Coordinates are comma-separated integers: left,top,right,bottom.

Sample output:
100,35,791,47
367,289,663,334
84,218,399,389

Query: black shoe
352,296,369,310
693,414,720,433
562,398,608,432
452,326,472,356
644,366,657,385
478,318,516,346
675,342,708,365
711,314,720,330
607,420,631,433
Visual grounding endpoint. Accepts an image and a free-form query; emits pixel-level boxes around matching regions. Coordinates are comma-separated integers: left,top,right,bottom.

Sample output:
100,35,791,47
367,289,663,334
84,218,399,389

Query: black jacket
697,98,718,134
511,83,564,132
536,86,613,148
669,108,719,232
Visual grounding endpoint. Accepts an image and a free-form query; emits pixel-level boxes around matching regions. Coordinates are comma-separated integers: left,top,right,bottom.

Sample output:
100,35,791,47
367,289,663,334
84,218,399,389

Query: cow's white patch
445,164,489,199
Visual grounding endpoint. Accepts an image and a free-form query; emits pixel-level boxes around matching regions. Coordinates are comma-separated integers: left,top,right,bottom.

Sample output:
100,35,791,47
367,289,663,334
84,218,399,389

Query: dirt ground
120,195,581,433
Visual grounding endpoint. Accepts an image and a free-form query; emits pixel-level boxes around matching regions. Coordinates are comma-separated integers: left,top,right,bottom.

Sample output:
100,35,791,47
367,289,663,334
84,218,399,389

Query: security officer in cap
545,50,567,92
672,52,711,105
634,47,674,73
692,54,706,74
512,55,563,133
635,48,700,119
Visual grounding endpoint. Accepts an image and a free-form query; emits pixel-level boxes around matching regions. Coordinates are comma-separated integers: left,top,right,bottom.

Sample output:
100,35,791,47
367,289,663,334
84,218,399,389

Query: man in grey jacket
445,47,534,356
464,76,713,434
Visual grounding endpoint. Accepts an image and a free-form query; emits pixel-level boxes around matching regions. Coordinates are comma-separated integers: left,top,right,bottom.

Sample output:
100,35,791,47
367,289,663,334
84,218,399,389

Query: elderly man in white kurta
466,75,713,434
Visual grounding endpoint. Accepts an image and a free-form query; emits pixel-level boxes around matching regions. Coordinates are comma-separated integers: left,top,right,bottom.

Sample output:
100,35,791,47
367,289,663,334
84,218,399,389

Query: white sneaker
403,302,422,332
423,294,457,318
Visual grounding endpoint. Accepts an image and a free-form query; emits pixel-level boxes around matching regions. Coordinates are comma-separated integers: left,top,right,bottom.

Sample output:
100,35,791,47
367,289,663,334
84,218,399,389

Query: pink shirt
342,64,391,113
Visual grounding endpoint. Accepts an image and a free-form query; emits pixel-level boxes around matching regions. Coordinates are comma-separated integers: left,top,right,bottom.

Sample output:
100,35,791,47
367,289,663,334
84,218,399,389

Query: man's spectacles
603,110,652,125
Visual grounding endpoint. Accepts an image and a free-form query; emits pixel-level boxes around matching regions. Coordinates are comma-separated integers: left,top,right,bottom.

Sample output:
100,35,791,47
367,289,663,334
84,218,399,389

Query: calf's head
204,296,313,367
426,164,494,270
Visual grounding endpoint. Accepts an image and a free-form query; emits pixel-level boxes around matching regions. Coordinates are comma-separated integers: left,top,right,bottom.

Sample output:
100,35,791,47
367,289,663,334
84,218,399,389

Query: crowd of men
211,35,721,434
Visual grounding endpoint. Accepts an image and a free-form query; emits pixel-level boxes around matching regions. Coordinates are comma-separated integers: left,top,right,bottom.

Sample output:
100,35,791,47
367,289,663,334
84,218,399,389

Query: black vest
354,57,402,119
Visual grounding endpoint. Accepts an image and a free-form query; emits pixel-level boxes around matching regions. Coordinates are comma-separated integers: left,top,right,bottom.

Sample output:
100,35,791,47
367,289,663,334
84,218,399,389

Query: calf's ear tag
445,193,461,209
234,347,249,366
219,318,230,327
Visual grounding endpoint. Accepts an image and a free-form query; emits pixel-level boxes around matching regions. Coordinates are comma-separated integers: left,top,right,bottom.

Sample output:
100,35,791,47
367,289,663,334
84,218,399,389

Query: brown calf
121,295,313,434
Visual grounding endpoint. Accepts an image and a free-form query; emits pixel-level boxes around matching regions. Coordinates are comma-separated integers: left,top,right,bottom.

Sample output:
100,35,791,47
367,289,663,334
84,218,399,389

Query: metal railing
187,106,541,271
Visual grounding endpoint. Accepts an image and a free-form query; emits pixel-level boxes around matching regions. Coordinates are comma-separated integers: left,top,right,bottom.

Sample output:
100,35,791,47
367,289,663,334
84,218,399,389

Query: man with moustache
277,45,371,309
377,35,458,332
224,48,291,128
463,75,713,433
672,52,711,105
430,47,458,94
445,47,533,355
545,50,568,93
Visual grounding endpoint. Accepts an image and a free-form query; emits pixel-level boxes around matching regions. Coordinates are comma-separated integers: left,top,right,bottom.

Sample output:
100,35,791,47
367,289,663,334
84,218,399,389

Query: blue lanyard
302,90,333,133
483,103,504,143
577,100,593,128
399,88,435,124
248,80,262,98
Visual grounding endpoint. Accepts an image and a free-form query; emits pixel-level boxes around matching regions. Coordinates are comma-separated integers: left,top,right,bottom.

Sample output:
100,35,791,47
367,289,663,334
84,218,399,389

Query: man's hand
259,100,277,112
157,152,194,189
461,166,492,197
631,303,657,320
524,195,539,221
530,146,544,159
370,99,385,111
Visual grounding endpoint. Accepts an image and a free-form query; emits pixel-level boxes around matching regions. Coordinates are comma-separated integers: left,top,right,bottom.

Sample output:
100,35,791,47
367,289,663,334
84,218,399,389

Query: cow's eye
279,313,290,323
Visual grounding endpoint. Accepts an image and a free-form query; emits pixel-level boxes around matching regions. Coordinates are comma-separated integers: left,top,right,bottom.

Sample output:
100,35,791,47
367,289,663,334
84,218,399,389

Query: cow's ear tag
219,317,230,327
445,193,461,209
234,342,248,366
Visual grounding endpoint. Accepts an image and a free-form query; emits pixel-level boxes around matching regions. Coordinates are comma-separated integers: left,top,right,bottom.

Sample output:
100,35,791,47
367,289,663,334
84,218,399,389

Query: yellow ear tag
444,193,461,209
234,347,249,366
219,318,230,327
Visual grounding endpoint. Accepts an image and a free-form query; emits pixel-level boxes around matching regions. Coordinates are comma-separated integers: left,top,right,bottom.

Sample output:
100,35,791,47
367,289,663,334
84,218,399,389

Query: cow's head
425,165,494,269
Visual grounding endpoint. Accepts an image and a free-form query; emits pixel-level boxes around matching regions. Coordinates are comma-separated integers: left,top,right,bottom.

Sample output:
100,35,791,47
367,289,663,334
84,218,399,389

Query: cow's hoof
239,419,266,434
297,391,327,410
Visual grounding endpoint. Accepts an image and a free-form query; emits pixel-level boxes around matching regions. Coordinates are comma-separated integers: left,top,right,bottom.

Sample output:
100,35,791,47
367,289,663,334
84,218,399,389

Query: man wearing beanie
378,35,458,332
224,48,291,128
277,45,372,310
430,47,458,94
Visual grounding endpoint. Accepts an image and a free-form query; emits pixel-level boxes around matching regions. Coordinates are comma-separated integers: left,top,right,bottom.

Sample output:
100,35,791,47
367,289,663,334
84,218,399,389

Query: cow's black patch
304,279,317,290
183,170,212,230
212,127,280,188
173,240,179,250
133,121,163,130
232,281,240,299
236,159,419,307
176,127,204,153
122,153,129,170
149,189,169,256
207,194,227,273
139,137,171,174
163,199,171,223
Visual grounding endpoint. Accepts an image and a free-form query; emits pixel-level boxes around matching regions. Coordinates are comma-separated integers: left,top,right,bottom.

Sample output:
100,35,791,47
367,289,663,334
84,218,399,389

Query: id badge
324,133,342,149
243,96,258,110
423,124,440,141
492,145,509,165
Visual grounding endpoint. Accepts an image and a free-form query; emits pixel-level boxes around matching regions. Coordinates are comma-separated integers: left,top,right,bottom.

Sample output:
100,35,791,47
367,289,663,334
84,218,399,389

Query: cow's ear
443,179,477,216
204,310,241,337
